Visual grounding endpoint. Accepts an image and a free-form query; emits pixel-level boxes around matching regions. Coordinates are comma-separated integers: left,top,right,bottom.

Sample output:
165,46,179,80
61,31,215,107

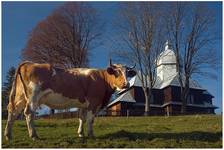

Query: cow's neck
102,70,116,94
99,70,116,108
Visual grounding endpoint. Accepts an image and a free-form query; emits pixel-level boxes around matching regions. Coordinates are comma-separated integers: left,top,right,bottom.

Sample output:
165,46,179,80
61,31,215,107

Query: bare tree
22,2,102,68
165,2,219,113
165,2,186,113
22,2,102,114
114,2,165,115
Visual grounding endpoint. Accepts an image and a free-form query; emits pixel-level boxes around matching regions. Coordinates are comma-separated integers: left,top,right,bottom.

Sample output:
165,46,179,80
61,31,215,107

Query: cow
4,60,136,141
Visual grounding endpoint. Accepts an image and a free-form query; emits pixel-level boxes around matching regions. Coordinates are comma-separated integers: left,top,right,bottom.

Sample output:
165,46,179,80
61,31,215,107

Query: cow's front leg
24,104,38,140
77,109,86,137
86,110,95,138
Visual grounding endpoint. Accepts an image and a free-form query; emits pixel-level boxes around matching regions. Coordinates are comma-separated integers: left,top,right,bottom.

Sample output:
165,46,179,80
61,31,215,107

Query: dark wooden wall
133,87,145,103
132,87,164,105
164,87,172,103
107,86,215,116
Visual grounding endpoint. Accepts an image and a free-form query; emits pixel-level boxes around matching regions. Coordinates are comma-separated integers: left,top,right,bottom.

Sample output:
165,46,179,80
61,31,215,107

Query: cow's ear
127,70,136,77
107,67,114,75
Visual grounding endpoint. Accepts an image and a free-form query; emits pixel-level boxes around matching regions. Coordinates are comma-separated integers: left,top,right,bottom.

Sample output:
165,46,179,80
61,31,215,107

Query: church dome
156,40,177,81
157,41,176,66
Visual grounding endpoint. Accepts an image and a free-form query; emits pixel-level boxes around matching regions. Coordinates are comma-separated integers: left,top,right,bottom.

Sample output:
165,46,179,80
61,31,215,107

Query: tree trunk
143,88,149,116
144,88,152,116
50,109,55,115
181,91,186,114
181,77,190,114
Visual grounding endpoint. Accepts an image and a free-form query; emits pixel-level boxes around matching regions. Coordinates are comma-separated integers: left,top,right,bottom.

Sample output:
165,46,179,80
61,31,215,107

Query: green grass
2,115,222,148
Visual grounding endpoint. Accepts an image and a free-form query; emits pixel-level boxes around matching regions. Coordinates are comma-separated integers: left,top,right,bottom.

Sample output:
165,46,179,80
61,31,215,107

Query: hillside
2,115,222,148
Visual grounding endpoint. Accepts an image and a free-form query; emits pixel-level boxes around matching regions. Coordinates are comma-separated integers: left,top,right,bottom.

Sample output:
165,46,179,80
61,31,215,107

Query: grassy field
1,115,222,148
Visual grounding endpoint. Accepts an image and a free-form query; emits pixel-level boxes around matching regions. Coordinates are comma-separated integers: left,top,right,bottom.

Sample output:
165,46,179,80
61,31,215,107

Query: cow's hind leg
4,101,25,141
24,82,40,140
24,104,39,140
77,109,87,137
86,110,95,138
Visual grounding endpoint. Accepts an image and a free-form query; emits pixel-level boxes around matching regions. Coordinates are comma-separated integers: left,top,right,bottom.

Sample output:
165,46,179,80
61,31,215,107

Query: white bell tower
156,40,177,81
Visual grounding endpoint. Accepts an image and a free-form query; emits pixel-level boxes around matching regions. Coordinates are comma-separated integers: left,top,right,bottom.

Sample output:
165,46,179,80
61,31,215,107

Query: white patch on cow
28,81,35,89
28,82,41,111
113,84,122,92
78,118,84,137
79,69,92,75
52,68,56,76
87,110,94,121
70,68,97,76
36,89,52,102
38,90,89,109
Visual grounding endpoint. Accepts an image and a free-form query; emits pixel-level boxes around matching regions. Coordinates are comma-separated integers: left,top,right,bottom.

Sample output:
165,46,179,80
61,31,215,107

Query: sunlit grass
2,115,222,148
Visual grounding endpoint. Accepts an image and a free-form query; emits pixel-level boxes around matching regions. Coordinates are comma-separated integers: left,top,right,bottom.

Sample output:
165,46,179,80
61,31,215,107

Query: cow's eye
114,70,120,78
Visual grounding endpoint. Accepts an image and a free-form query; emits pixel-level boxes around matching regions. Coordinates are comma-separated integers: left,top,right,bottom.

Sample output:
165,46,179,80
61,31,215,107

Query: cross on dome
165,40,170,51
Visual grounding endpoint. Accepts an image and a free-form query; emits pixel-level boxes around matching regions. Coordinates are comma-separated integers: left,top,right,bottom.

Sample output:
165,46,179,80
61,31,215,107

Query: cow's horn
128,63,136,69
110,58,112,66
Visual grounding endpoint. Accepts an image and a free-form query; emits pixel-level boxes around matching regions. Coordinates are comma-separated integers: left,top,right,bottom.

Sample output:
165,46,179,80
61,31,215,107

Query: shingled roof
107,91,136,107
129,71,206,90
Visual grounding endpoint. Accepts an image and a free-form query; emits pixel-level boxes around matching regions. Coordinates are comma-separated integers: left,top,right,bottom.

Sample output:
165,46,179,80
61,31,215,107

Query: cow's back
21,63,52,84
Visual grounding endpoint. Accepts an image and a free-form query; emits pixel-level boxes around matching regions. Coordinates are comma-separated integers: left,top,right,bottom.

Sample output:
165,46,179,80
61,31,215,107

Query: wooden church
107,41,217,116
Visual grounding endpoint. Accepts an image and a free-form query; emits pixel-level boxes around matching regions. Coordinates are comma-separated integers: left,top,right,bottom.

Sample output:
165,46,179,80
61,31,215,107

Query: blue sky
2,2,222,114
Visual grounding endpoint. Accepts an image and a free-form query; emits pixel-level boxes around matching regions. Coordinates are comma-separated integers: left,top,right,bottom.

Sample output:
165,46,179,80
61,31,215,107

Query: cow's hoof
31,135,40,141
5,136,12,141
4,133,12,141
87,134,95,139
32,137,38,141
78,134,84,138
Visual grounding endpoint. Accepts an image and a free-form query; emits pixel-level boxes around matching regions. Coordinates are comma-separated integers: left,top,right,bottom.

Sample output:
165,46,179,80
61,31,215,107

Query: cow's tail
8,61,31,112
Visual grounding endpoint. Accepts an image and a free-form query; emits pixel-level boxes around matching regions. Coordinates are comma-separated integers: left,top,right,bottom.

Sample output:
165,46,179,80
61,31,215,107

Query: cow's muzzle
123,82,130,89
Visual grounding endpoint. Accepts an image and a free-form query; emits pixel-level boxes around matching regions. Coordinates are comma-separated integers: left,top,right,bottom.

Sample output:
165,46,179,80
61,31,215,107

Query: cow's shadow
98,130,222,142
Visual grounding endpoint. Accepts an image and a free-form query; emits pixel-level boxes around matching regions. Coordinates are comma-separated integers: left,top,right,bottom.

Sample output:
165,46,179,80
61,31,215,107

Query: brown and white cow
4,60,136,141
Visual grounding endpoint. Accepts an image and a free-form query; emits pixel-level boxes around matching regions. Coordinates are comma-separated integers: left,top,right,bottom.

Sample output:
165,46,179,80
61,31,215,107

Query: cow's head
107,59,136,91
